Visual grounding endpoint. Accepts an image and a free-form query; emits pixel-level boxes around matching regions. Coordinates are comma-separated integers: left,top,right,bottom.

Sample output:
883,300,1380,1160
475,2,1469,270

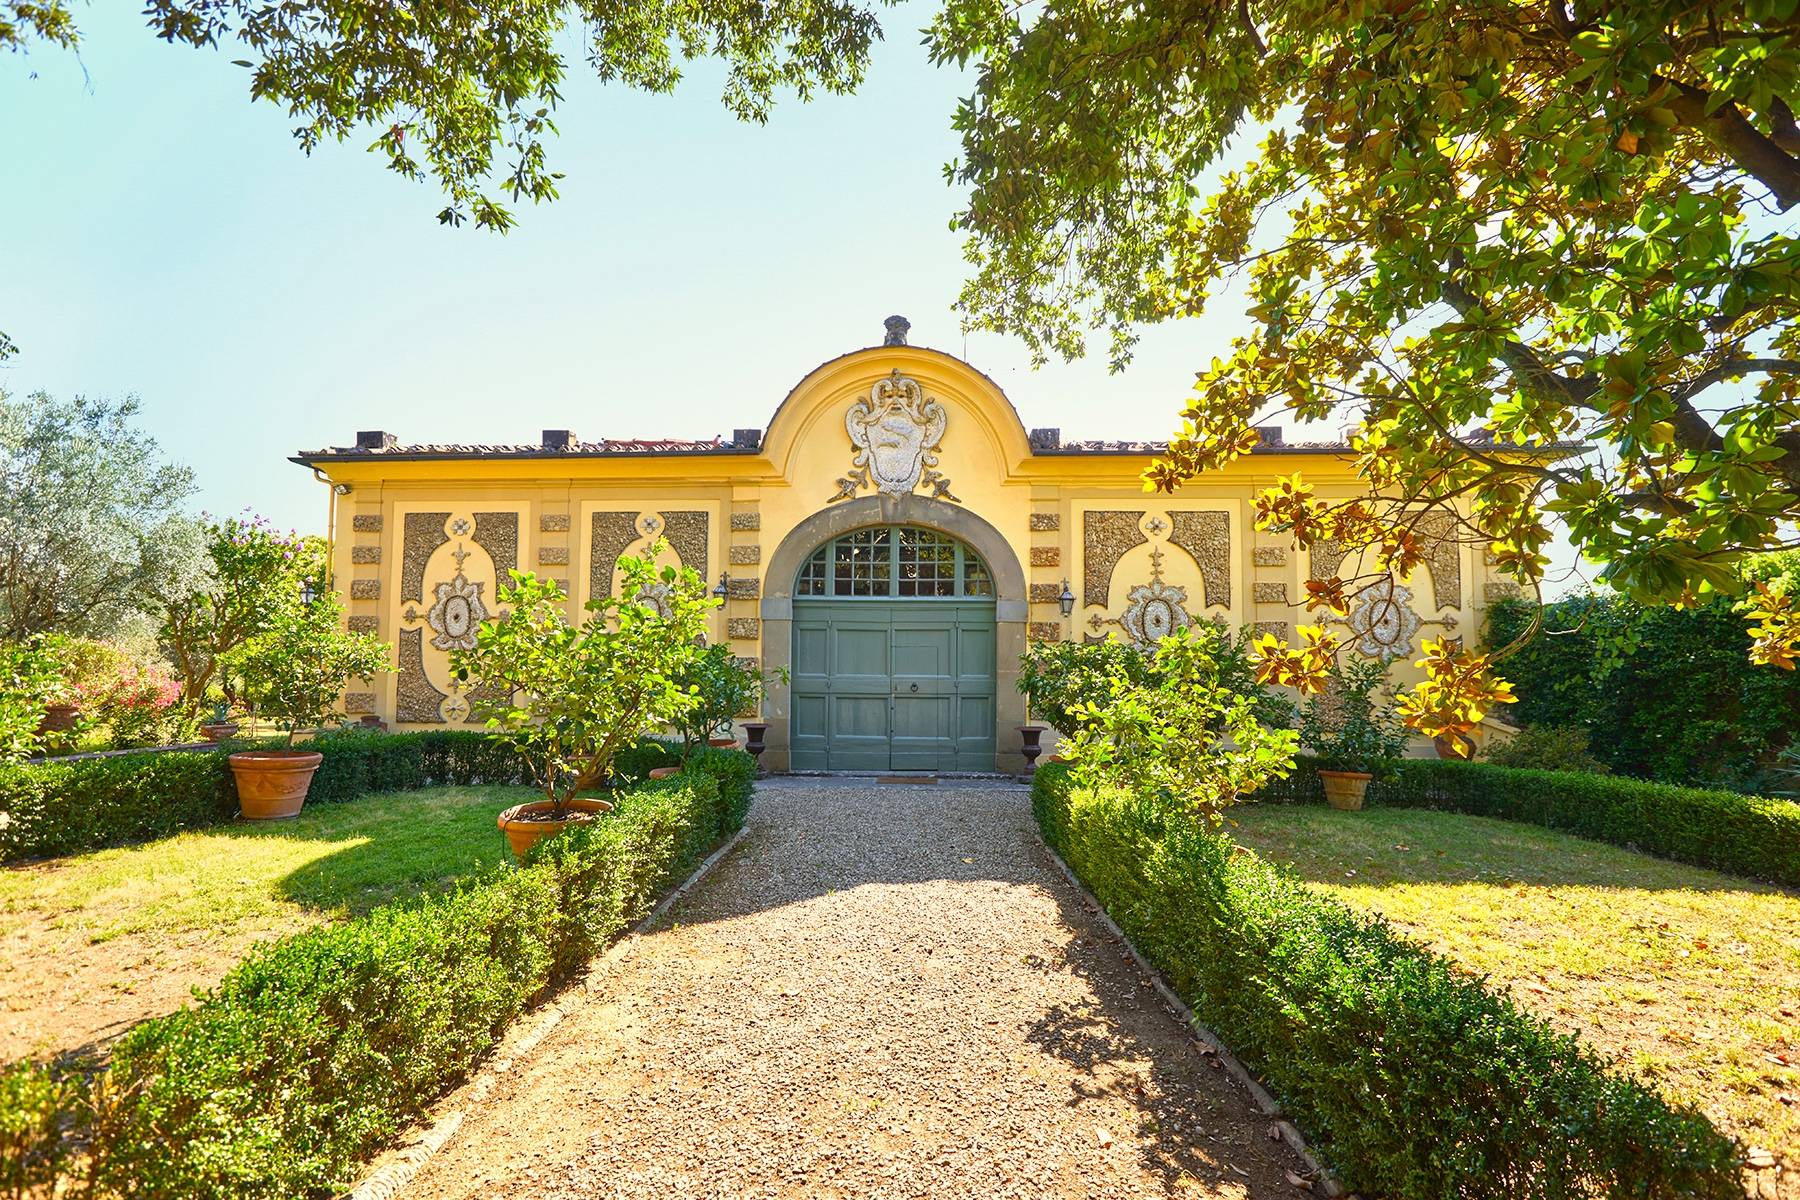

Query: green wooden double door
790,599,997,772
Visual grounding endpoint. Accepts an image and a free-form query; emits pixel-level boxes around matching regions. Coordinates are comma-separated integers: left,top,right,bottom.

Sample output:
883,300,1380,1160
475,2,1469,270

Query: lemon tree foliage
931,0,1800,741
451,544,714,816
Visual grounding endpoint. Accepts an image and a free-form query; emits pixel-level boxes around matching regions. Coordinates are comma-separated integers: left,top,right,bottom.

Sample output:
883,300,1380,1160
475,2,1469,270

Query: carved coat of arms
831,370,956,501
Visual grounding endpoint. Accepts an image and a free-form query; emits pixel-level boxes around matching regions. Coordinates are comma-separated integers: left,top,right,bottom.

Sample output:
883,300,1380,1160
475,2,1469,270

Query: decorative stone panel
729,544,761,565
660,510,710,580
550,580,569,594
344,692,376,716
351,514,382,533
1485,580,1522,601
728,617,760,640
1030,546,1061,568
1251,620,1289,638
348,615,379,635
1030,512,1060,532
395,628,447,723
1311,538,1351,585
1253,582,1288,604
1082,511,1147,607
350,545,381,564
538,546,569,566
473,512,519,578
1168,510,1231,609
1027,621,1063,642
730,511,761,531
1029,583,1064,605
539,513,570,533
350,579,381,600
1415,510,1462,609
589,511,641,599
402,512,450,603
733,656,760,672
1252,546,1287,567
726,577,760,600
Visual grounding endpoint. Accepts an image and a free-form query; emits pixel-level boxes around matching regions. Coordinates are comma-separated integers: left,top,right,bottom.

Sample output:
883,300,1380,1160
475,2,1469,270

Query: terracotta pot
496,796,615,860
230,750,325,820
199,722,239,744
707,736,740,749
1433,733,1475,760
37,703,80,735
647,766,681,780
1318,769,1372,812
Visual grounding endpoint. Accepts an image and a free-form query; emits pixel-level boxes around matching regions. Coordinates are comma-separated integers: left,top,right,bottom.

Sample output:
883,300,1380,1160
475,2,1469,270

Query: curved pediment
759,345,1035,499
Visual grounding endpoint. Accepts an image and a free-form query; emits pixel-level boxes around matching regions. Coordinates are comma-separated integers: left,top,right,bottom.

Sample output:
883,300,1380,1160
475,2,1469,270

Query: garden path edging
1036,832,1347,1198
344,824,749,1200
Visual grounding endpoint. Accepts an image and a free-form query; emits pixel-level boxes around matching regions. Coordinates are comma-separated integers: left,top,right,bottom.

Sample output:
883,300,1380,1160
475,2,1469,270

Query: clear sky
1,2,1260,537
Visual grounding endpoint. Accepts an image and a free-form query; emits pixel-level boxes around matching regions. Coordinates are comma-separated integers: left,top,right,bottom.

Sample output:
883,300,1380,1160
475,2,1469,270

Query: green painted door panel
791,598,996,771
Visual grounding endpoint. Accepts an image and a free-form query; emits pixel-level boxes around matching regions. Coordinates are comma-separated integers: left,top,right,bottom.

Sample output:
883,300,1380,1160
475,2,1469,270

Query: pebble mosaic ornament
1346,583,1423,658
427,571,488,652
1119,579,1192,646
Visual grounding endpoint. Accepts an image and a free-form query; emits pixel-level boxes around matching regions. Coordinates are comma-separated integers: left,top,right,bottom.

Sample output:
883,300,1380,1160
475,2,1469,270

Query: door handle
910,683,919,692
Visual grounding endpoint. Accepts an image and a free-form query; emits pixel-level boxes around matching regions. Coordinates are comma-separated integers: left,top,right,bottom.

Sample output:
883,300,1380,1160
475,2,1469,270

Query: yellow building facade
296,324,1505,773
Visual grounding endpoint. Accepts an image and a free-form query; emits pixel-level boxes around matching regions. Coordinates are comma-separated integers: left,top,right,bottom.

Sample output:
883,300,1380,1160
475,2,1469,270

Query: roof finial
882,314,911,346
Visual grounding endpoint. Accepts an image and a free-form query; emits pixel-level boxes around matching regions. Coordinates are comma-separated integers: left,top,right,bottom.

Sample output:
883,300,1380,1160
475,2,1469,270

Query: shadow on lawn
1229,803,1792,898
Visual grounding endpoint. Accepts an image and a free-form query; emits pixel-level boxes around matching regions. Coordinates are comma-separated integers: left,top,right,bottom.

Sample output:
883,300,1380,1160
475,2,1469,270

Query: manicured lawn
0,784,533,1062
1229,803,1800,1167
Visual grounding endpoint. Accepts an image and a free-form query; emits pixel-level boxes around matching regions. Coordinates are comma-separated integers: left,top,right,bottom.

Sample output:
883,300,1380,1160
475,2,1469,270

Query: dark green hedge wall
1034,764,1742,1199
1249,754,1800,886
3,748,754,1199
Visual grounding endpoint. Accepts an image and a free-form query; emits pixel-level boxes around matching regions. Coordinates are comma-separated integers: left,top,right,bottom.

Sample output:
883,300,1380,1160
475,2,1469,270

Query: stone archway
760,495,1028,773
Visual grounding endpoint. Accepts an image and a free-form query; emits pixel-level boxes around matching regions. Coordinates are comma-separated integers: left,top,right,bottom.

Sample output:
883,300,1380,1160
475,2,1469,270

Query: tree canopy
0,391,195,640
929,0,1800,740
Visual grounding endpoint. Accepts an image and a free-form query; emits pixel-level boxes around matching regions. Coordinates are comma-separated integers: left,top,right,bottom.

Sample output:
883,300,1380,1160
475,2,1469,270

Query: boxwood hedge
0,729,713,864
1034,762,1744,1199
1251,754,1800,886
2,749,753,1199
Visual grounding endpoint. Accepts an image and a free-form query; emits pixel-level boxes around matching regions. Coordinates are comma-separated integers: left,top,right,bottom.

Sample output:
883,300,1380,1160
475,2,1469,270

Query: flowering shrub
73,657,183,749
0,637,70,761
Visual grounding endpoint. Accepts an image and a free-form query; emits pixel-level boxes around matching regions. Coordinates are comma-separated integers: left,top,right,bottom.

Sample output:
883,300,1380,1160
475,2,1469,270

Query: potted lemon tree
453,542,712,860
1298,656,1408,811
225,593,391,819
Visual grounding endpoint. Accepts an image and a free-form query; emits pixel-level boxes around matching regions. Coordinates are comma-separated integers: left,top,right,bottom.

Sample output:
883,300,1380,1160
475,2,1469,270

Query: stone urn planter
199,721,239,744
496,796,615,860
707,736,740,749
647,766,682,781
1018,726,1047,771
229,750,325,820
740,722,769,767
1318,769,1372,812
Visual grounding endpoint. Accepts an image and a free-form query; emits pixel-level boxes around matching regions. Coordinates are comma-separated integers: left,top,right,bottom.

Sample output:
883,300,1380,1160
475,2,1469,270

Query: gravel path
408,778,1315,1198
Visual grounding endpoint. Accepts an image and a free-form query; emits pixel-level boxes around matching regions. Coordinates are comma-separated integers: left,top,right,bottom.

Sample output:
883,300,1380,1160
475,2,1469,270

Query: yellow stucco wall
302,342,1513,768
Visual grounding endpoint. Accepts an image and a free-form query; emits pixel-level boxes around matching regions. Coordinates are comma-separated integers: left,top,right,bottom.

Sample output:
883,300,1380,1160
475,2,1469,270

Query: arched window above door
795,525,994,598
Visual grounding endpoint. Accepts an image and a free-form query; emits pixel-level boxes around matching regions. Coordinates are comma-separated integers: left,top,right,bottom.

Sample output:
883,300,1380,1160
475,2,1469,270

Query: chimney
542,429,576,451
732,428,763,450
355,430,395,450
1029,427,1062,451
1254,424,1284,448
882,315,911,346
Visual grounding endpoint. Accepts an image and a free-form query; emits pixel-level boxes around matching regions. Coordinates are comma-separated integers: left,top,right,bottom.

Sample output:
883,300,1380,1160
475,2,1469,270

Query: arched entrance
760,495,1029,774
788,525,997,771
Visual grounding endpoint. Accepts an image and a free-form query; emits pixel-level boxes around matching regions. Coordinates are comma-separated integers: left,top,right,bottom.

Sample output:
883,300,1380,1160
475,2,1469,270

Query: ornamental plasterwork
1168,510,1231,609
1345,583,1423,658
395,628,449,724
1082,510,1148,607
660,511,710,582
1413,511,1462,610
830,370,956,502
634,580,676,619
402,512,452,603
1088,547,1196,648
589,511,642,600
472,512,519,578
427,570,487,652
